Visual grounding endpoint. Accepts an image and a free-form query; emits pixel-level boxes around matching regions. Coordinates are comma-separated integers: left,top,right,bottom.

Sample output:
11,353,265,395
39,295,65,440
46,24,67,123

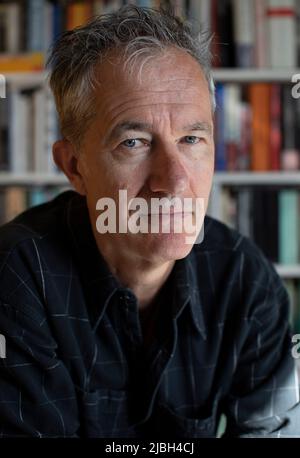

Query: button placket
120,290,143,347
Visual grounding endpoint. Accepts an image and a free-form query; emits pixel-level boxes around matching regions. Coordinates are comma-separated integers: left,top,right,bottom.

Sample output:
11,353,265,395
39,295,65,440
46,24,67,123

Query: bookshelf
212,66,298,308
275,265,300,279
214,171,300,185
2,72,48,85
0,172,67,186
213,68,300,82
2,171,300,186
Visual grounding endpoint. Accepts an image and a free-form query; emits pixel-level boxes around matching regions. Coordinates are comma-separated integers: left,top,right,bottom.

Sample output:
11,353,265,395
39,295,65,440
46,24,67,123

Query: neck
95,240,175,310
114,259,174,309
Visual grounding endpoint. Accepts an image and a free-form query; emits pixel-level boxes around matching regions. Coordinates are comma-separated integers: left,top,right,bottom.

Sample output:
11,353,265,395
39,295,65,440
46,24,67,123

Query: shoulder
0,190,76,247
194,215,277,277
0,190,79,311
0,190,76,250
191,216,287,317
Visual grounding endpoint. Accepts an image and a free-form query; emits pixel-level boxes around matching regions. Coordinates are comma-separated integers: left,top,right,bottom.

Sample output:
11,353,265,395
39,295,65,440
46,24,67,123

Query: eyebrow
105,120,212,142
182,122,212,135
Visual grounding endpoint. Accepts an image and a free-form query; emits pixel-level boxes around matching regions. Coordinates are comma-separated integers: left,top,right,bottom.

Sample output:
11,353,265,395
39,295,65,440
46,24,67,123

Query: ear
52,139,87,196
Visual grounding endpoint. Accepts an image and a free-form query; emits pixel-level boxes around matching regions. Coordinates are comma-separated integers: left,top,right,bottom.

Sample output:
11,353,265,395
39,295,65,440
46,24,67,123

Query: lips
139,211,194,216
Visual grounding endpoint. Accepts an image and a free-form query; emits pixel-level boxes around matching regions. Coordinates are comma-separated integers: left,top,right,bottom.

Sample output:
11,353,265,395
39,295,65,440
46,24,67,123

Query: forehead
86,48,213,143
94,47,210,104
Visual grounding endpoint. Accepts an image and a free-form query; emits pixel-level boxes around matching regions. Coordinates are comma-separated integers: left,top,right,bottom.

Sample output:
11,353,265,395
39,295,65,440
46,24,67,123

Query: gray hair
46,4,215,150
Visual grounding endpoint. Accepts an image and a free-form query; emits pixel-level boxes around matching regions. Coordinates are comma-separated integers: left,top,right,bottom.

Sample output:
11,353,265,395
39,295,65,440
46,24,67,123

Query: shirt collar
170,249,207,340
65,191,207,339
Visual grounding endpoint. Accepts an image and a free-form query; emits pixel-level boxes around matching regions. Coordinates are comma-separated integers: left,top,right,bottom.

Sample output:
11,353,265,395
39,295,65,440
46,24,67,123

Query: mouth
137,211,194,217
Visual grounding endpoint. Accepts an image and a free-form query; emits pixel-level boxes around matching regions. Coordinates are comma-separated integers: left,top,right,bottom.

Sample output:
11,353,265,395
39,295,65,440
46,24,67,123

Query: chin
136,231,197,262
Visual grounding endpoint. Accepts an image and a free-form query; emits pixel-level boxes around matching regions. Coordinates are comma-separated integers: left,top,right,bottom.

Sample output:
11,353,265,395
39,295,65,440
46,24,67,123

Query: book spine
9,87,28,172
232,0,255,67
6,3,21,54
33,87,47,173
0,52,44,72
0,84,9,171
45,87,59,173
27,0,45,52
278,189,299,264
255,0,267,67
266,0,297,67
188,0,211,29
215,83,227,171
224,84,242,171
237,188,252,238
238,102,251,171
53,1,64,42
66,2,93,30
281,84,300,170
249,83,271,171
269,84,281,170
4,187,27,223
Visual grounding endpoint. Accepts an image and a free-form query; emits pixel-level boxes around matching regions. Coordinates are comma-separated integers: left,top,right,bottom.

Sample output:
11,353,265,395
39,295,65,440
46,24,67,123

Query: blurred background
0,0,300,336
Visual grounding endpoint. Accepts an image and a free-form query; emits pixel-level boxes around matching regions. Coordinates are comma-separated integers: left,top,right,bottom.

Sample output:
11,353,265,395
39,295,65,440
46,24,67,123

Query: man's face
77,48,215,264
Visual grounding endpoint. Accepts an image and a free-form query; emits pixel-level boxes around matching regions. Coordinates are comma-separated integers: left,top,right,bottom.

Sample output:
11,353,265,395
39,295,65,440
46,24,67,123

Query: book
0,83,9,171
224,84,241,170
66,1,93,29
237,188,252,239
0,52,44,72
4,186,27,223
232,0,255,67
27,0,45,52
267,0,297,67
215,83,226,171
281,84,300,170
255,0,267,67
252,187,279,263
249,83,271,171
278,189,299,265
269,84,282,170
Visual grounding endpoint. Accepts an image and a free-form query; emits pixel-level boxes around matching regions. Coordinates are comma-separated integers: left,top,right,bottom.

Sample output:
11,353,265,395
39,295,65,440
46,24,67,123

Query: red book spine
269,84,281,170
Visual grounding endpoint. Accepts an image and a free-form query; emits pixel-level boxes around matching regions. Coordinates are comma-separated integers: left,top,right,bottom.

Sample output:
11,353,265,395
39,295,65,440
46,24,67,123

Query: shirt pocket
154,403,216,438
79,389,139,438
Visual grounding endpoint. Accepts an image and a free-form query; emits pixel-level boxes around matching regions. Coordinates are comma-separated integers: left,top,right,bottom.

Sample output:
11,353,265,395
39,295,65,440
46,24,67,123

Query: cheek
88,159,148,201
189,161,214,198
112,161,148,192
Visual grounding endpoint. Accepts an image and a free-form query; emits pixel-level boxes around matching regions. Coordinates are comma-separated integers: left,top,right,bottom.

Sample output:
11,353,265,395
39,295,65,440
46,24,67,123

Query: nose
147,142,189,195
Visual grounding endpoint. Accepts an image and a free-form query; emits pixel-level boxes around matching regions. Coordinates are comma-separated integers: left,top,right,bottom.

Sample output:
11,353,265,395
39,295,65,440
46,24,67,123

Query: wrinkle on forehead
99,86,209,115
95,92,212,141
86,49,212,144
94,46,206,92
94,70,210,124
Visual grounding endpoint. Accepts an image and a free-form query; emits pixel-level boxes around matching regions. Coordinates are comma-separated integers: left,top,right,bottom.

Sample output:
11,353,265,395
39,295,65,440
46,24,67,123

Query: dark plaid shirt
0,190,299,438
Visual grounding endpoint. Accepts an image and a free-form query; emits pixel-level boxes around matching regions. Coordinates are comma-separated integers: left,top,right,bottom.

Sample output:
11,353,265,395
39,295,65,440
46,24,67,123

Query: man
0,5,299,438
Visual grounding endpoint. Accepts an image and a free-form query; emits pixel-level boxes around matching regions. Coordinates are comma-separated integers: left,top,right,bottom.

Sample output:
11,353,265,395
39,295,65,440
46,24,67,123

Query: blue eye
122,139,138,148
121,138,147,149
184,136,200,144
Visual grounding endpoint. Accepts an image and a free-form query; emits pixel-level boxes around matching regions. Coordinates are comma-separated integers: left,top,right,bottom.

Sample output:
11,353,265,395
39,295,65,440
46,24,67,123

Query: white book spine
102,0,123,14
255,0,267,67
93,1,104,15
33,87,47,173
171,0,187,19
10,88,28,173
224,84,242,144
188,0,211,29
45,87,58,173
6,4,20,54
44,1,54,53
267,0,297,67
232,0,255,67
